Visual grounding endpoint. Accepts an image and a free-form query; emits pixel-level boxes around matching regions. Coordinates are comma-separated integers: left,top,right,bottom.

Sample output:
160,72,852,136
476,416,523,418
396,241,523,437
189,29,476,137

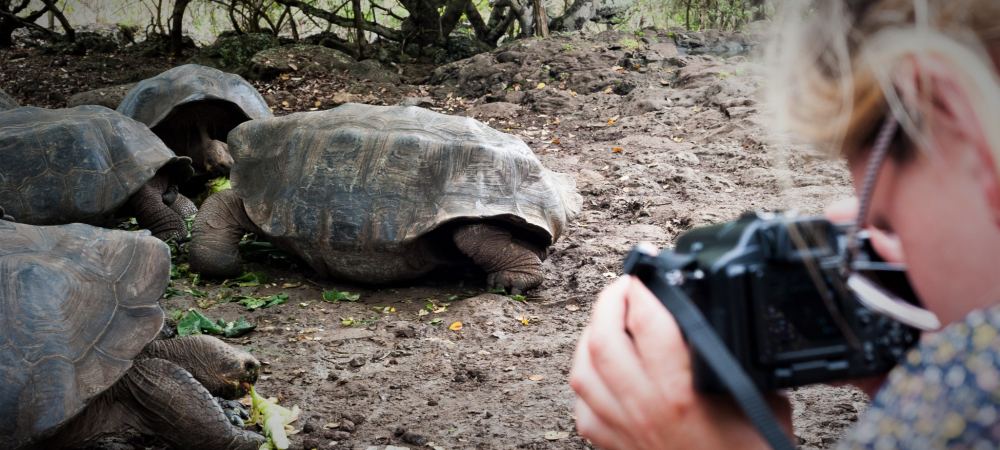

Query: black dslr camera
624,213,921,391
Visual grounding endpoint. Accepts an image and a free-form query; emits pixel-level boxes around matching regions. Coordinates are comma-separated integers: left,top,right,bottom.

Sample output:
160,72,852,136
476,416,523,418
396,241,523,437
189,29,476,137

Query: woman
570,1,1000,448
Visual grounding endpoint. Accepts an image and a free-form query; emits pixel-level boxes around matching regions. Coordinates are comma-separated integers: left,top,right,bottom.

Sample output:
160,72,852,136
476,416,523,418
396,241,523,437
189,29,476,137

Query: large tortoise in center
0,218,263,449
191,103,581,292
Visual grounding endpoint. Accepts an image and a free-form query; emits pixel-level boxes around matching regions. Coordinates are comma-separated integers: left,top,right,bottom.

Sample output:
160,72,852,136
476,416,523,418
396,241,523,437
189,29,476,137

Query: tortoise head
202,139,234,176
143,335,260,399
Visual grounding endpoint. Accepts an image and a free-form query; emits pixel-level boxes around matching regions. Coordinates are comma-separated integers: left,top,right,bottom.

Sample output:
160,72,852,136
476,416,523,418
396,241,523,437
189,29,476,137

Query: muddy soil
1,29,863,450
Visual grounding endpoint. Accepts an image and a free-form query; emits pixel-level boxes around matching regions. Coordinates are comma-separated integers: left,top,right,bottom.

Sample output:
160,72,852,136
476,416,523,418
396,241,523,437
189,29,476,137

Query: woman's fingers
575,399,625,450
586,276,661,419
570,329,630,430
624,277,692,381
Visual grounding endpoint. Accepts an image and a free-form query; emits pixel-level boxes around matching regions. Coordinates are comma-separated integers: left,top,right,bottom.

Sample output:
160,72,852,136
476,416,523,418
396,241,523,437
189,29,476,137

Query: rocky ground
1,28,863,450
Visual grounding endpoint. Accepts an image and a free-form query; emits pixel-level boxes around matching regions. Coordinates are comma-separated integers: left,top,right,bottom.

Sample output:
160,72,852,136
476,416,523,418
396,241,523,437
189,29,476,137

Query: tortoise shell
117,63,271,133
0,88,16,111
0,106,190,225
228,103,581,278
0,221,169,448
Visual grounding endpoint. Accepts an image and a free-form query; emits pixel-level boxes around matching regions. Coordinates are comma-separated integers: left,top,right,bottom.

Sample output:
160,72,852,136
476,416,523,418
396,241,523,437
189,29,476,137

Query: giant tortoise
118,64,272,179
0,217,264,450
190,103,581,292
0,105,195,240
0,88,17,111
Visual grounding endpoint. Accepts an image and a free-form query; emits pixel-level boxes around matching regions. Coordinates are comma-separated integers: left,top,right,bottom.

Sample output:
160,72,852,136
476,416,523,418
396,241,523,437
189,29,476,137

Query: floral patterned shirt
837,305,1000,449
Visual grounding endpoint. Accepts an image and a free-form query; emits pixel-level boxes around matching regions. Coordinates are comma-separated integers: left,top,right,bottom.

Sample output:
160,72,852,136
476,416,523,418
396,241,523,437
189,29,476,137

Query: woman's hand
570,274,791,450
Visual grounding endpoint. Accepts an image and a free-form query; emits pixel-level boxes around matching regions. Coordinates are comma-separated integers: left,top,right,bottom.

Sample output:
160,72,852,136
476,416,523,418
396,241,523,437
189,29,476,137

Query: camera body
627,213,920,391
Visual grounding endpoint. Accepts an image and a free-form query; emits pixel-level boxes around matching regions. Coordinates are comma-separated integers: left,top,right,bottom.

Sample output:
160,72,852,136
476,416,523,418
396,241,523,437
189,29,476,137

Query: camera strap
625,251,796,450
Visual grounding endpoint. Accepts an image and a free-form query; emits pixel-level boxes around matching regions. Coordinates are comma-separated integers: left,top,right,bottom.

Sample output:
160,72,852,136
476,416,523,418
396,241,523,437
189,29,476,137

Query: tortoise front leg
190,189,258,278
170,193,198,219
39,358,263,450
129,173,186,241
115,358,264,450
452,223,546,294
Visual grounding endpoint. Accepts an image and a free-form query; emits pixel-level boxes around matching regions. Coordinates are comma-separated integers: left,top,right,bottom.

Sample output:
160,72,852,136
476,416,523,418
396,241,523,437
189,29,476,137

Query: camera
624,212,921,391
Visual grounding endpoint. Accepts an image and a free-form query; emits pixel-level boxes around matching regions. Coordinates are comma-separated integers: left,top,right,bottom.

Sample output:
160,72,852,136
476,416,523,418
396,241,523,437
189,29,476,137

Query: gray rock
66,83,136,109
249,44,355,80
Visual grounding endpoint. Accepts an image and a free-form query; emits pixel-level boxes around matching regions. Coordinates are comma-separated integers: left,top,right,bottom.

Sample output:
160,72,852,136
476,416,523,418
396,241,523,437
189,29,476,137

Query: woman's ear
895,54,1000,229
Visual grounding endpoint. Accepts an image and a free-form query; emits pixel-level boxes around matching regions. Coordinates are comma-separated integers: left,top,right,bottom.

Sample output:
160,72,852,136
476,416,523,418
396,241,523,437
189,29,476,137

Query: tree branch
41,0,74,41
274,0,400,41
438,0,469,42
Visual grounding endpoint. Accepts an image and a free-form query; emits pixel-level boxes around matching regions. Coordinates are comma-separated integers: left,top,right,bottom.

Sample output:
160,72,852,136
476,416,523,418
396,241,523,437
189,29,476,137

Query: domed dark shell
0,106,189,225
0,221,169,448
117,64,271,131
228,103,581,279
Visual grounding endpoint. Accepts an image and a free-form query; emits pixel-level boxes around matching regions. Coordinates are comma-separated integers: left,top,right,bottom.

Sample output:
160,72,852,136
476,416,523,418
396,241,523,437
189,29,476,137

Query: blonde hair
765,0,1000,168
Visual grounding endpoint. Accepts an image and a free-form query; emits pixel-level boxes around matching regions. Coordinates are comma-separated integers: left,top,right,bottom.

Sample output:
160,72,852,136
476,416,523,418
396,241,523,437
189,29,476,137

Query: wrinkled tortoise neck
189,189,258,278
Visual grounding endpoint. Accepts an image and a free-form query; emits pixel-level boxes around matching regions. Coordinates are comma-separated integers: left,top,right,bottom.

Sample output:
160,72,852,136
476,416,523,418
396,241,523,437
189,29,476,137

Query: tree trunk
0,22,14,47
684,0,691,30
531,0,548,37
169,0,191,55
351,0,364,58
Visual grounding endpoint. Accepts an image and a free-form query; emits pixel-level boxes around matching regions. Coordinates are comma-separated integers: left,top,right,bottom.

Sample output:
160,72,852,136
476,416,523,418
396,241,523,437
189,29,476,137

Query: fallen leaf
449,321,463,331
603,86,613,94
323,422,340,429
607,117,618,126
288,62,298,71
417,309,430,317
611,147,624,153
517,315,531,326
536,82,546,89
280,100,290,108
551,137,561,145
565,304,581,312
545,431,570,440
528,374,545,381
313,100,322,108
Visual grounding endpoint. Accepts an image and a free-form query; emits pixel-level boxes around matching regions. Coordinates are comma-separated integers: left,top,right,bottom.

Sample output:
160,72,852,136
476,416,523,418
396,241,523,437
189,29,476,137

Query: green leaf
222,316,256,338
509,294,527,302
164,285,184,299
207,177,232,194
236,293,288,311
321,290,361,303
168,308,185,322
247,386,300,450
177,309,224,336
177,309,255,338
230,271,266,287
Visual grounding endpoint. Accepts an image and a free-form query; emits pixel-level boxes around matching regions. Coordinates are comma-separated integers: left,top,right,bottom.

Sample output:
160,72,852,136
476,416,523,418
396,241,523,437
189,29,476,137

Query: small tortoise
118,64,272,178
0,218,264,450
0,105,195,240
190,103,581,292
0,88,17,111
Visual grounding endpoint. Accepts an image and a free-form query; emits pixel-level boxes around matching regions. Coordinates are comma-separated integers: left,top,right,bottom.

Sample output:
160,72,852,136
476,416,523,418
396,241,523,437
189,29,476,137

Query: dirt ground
1,29,866,450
